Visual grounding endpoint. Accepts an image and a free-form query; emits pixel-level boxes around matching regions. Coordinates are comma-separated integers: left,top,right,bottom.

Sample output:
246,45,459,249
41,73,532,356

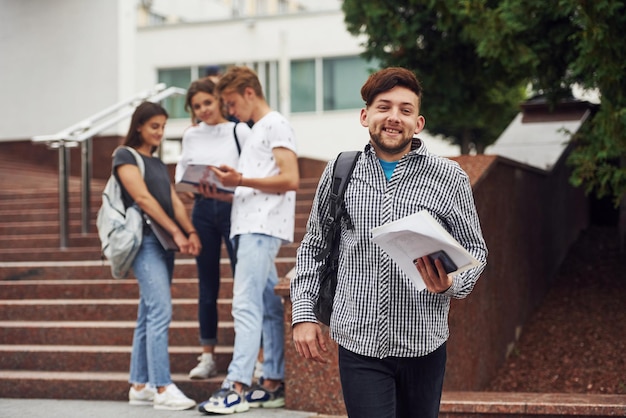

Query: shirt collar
364,137,427,158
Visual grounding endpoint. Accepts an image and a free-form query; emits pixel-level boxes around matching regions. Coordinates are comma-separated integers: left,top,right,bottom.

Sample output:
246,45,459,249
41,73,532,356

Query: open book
370,210,480,291
175,164,235,194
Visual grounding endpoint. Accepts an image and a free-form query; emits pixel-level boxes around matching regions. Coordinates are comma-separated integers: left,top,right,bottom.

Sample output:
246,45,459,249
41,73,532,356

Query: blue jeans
128,231,175,387
338,343,446,418
226,233,284,386
192,197,236,346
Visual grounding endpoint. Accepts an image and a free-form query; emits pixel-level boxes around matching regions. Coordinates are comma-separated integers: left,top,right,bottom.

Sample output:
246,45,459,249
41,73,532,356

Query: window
290,55,377,113
323,56,371,111
157,68,191,119
252,61,279,109
157,56,376,119
290,60,316,112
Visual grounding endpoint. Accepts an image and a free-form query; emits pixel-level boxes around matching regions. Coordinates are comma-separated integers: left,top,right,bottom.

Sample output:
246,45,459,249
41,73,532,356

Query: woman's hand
198,182,233,202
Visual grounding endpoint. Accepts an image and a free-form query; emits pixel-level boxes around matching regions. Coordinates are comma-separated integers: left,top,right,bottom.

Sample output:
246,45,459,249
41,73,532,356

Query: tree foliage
342,0,525,154
461,0,626,204
343,0,626,204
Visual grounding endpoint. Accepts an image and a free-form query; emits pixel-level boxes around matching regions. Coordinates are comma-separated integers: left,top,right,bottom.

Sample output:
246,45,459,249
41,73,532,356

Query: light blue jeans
227,233,284,387
128,231,175,387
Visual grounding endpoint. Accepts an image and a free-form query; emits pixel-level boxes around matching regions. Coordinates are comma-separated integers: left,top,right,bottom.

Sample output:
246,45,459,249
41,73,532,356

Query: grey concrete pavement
0,399,319,418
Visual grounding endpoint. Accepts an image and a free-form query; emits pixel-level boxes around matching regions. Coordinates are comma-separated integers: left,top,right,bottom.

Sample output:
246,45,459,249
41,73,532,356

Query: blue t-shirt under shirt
378,159,399,181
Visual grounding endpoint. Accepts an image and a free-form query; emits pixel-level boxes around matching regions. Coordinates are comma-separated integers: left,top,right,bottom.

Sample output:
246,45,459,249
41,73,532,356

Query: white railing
32,84,187,249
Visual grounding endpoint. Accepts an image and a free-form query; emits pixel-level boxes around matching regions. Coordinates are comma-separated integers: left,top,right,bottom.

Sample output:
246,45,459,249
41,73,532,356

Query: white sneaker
189,353,217,379
253,360,263,381
153,383,196,411
128,383,156,406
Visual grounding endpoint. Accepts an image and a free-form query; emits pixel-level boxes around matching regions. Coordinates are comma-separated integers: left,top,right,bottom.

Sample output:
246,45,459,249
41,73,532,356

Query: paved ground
0,399,318,418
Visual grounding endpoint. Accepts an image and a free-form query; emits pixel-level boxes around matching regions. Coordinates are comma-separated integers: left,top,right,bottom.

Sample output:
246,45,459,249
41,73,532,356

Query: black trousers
338,342,446,418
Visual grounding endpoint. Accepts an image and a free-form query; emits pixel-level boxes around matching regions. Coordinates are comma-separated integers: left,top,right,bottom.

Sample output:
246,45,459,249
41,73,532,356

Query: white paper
175,164,234,194
370,210,480,291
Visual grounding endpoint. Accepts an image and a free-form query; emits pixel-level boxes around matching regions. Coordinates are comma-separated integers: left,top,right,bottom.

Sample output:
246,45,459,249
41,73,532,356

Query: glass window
253,61,279,109
323,56,373,111
290,59,316,113
157,68,191,119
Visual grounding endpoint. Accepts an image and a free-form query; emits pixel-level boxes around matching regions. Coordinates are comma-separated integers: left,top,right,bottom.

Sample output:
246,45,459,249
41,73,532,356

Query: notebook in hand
143,214,179,251
175,164,235,194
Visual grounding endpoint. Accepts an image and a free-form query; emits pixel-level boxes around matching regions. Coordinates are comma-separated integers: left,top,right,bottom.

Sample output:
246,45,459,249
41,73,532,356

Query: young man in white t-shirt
198,66,299,415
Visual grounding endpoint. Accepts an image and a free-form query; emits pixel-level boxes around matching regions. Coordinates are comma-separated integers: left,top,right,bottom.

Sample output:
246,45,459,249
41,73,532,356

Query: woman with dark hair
114,101,201,410
175,77,251,380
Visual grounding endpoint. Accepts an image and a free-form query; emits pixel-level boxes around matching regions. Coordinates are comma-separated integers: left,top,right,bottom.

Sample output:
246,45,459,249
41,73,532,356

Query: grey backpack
96,146,144,279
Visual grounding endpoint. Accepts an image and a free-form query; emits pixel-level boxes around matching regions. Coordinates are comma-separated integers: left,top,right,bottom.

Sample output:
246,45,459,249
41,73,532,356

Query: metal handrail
31,84,187,249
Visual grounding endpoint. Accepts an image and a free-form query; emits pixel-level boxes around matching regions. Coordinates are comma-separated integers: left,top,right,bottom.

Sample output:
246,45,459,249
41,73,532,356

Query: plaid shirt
291,139,488,358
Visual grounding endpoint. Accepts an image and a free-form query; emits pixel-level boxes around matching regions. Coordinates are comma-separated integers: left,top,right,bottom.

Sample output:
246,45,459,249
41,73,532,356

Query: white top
175,121,250,183
231,111,298,243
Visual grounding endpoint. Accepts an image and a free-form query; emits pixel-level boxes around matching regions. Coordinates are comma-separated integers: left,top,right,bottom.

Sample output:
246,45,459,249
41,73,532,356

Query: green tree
342,0,526,154
462,0,626,204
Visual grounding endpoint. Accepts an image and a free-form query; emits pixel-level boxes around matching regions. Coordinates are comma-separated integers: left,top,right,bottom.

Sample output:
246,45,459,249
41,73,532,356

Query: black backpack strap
314,150,361,262
233,123,242,155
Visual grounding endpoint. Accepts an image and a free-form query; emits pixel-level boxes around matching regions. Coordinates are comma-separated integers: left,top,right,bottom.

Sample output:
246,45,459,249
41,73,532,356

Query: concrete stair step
0,298,234,322
0,258,293,282
0,369,223,402
438,392,626,418
0,220,98,236
0,344,233,374
0,207,96,223
0,320,234,346
0,277,211,298
0,246,107,261
0,233,99,249
0,225,306,244
0,196,104,210
0,245,298,262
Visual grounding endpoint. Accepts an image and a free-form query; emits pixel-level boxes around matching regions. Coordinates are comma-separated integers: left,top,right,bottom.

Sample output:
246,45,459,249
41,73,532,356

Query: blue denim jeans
128,231,175,387
226,233,284,386
192,197,236,346
338,343,446,418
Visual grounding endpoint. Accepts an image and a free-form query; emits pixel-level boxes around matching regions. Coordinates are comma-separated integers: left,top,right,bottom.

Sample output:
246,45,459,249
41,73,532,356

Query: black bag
313,151,361,326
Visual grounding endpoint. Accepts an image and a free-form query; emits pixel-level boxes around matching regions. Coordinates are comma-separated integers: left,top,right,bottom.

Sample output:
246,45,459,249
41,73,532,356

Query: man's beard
369,131,413,156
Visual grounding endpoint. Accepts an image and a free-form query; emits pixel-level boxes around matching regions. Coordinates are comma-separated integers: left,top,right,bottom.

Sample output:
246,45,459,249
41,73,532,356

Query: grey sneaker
245,380,285,409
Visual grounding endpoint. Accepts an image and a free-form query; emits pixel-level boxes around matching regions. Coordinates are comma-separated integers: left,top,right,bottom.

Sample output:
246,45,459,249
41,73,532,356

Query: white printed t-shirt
231,111,297,243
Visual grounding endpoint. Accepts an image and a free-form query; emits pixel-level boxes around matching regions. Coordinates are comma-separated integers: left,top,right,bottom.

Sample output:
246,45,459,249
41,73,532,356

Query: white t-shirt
175,121,250,183
231,111,298,243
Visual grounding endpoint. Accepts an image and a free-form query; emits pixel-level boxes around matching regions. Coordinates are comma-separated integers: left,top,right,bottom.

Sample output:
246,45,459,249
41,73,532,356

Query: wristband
187,230,198,236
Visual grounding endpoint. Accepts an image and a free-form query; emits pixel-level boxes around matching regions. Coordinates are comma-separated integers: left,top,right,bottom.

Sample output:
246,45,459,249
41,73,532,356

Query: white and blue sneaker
198,380,249,415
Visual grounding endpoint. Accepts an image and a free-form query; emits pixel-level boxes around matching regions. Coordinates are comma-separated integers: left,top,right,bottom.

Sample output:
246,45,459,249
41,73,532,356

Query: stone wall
276,152,589,415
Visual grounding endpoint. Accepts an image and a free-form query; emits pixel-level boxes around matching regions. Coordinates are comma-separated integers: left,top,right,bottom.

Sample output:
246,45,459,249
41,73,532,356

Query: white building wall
0,1,460,160
0,0,134,141
135,11,406,160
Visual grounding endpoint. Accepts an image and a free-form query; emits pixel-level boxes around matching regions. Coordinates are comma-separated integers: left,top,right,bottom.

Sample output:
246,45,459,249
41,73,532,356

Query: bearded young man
291,67,488,418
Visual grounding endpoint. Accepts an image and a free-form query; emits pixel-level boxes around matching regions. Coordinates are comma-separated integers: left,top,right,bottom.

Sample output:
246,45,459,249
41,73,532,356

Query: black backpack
313,150,361,326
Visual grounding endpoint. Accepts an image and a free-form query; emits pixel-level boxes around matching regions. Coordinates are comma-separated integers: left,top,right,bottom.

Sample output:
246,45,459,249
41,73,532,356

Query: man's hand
293,322,329,364
210,165,241,188
415,255,453,293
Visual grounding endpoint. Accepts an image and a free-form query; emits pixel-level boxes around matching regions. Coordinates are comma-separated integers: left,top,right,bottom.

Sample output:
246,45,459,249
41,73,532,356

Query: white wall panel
0,0,126,141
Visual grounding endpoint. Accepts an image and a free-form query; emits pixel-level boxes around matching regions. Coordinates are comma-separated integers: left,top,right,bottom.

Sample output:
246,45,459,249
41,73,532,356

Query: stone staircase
4,156,625,417
0,156,317,402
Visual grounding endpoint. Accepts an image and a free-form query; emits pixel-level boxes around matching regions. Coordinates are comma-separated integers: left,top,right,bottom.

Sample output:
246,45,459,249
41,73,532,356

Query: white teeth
385,128,399,133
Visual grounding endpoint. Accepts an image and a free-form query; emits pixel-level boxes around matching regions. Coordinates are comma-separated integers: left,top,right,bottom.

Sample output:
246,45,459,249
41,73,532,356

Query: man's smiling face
360,85,425,161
